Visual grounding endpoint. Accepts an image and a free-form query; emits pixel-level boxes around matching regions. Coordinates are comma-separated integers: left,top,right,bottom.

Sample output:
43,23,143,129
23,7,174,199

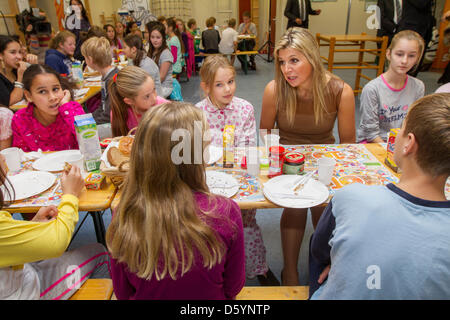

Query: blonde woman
260,27,356,286
107,102,245,300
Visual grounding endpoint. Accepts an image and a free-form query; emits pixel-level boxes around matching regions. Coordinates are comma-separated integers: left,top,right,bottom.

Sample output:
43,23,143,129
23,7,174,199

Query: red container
268,146,285,178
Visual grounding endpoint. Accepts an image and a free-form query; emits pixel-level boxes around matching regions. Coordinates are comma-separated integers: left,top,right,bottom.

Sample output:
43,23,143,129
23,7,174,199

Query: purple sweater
110,192,245,300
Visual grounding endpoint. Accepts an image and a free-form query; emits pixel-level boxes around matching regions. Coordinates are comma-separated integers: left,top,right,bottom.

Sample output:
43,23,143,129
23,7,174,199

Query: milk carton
74,114,102,172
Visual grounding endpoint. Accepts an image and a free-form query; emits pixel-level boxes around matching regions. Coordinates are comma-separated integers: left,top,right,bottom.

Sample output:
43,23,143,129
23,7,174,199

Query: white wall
272,0,379,62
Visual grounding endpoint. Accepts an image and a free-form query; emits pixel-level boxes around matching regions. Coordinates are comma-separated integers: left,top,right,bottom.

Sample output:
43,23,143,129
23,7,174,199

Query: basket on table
100,129,135,189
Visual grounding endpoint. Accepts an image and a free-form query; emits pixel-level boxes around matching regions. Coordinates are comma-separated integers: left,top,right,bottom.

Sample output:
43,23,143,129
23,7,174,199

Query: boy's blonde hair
199,55,236,105
80,36,112,68
403,93,450,177
106,102,228,281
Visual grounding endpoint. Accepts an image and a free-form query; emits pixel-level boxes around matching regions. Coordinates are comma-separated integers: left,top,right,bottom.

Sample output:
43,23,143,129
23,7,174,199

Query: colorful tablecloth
5,159,63,208
213,144,407,204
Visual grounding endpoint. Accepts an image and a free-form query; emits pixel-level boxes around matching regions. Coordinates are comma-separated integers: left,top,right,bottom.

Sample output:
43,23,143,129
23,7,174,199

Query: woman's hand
16,61,28,82
32,205,58,222
61,165,84,197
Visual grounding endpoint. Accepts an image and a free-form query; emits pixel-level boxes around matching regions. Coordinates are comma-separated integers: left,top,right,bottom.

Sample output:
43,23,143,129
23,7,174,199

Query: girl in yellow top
0,155,110,300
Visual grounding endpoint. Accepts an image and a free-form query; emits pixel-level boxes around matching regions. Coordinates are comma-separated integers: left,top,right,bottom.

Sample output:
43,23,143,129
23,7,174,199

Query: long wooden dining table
111,143,400,211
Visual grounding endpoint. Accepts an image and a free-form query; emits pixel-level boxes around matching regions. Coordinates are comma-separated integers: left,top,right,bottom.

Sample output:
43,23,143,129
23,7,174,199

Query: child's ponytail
109,77,131,137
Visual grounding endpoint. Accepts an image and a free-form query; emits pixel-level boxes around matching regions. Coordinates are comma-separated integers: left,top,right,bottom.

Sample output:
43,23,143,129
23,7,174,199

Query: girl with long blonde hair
106,102,245,299
109,66,167,137
260,27,356,285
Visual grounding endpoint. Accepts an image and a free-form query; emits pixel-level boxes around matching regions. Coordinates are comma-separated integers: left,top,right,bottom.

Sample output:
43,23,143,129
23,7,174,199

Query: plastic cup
318,158,336,185
66,153,86,177
0,147,22,172
263,134,280,155
246,147,260,177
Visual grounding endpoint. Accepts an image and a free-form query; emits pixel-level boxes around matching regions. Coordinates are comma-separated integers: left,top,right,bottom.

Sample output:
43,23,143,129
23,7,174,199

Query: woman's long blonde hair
274,27,336,126
106,102,227,281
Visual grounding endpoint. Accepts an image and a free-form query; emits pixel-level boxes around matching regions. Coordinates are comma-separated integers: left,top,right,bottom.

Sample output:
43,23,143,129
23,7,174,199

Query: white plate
206,171,240,198
263,175,329,208
207,145,223,165
85,76,102,82
32,150,82,172
1,171,56,201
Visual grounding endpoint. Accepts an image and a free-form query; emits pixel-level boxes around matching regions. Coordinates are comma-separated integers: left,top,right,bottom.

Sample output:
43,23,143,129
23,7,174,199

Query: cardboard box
385,128,401,173
84,171,106,190
74,114,102,172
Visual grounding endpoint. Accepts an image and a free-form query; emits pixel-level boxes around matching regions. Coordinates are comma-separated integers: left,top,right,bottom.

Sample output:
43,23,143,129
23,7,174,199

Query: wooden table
8,173,117,246
316,33,389,95
10,85,101,112
112,143,398,212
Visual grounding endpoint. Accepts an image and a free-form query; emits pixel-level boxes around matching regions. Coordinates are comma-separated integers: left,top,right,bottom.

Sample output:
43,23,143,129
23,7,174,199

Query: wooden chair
236,286,309,300
69,279,114,300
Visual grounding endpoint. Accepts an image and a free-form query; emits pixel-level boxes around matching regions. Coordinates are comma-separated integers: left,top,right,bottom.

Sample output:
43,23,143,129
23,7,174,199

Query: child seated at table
309,93,450,299
11,64,84,152
357,30,425,143
122,34,163,96
107,102,245,299
109,66,168,137
196,55,279,285
81,36,119,125
0,107,13,150
201,17,220,54
0,156,110,300
45,30,76,77
147,23,173,98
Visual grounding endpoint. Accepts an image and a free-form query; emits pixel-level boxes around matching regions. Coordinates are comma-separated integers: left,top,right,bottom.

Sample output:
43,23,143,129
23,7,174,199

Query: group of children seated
0,8,448,300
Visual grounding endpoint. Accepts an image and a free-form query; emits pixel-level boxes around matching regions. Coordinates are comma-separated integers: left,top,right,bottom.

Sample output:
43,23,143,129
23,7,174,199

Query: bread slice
107,147,130,167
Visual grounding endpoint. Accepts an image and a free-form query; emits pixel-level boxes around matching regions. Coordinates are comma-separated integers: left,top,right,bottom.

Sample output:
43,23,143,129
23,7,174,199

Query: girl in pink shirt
109,65,169,137
12,64,84,152
196,56,279,285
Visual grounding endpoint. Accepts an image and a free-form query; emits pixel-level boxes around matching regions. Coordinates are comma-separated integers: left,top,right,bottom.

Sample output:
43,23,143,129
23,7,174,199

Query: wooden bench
71,280,308,300
194,51,258,57
236,286,309,300
195,51,259,74
69,279,113,300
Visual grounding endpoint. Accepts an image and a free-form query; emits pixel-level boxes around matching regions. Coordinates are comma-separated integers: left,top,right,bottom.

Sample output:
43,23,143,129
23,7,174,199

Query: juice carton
223,125,235,168
71,61,84,88
74,114,102,172
384,128,401,173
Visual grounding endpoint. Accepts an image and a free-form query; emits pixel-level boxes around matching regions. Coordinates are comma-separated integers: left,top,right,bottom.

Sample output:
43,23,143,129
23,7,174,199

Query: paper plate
1,171,56,201
206,171,240,198
207,145,223,165
32,150,82,172
263,175,329,208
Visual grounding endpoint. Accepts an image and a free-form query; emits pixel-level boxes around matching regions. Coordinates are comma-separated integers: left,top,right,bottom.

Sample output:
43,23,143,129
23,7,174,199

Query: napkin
264,178,320,200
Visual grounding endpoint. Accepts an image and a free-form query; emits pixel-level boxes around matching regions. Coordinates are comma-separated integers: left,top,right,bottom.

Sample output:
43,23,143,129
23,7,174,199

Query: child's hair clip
113,73,118,83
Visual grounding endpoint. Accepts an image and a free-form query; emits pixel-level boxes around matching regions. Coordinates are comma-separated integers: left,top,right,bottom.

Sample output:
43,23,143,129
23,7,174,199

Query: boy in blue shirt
309,93,450,299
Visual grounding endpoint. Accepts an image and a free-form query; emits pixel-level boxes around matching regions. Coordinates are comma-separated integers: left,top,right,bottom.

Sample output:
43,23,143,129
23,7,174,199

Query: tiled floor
68,54,443,286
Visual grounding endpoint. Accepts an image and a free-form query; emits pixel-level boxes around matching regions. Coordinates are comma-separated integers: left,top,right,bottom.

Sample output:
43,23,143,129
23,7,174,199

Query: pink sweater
12,101,85,152
110,192,245,300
